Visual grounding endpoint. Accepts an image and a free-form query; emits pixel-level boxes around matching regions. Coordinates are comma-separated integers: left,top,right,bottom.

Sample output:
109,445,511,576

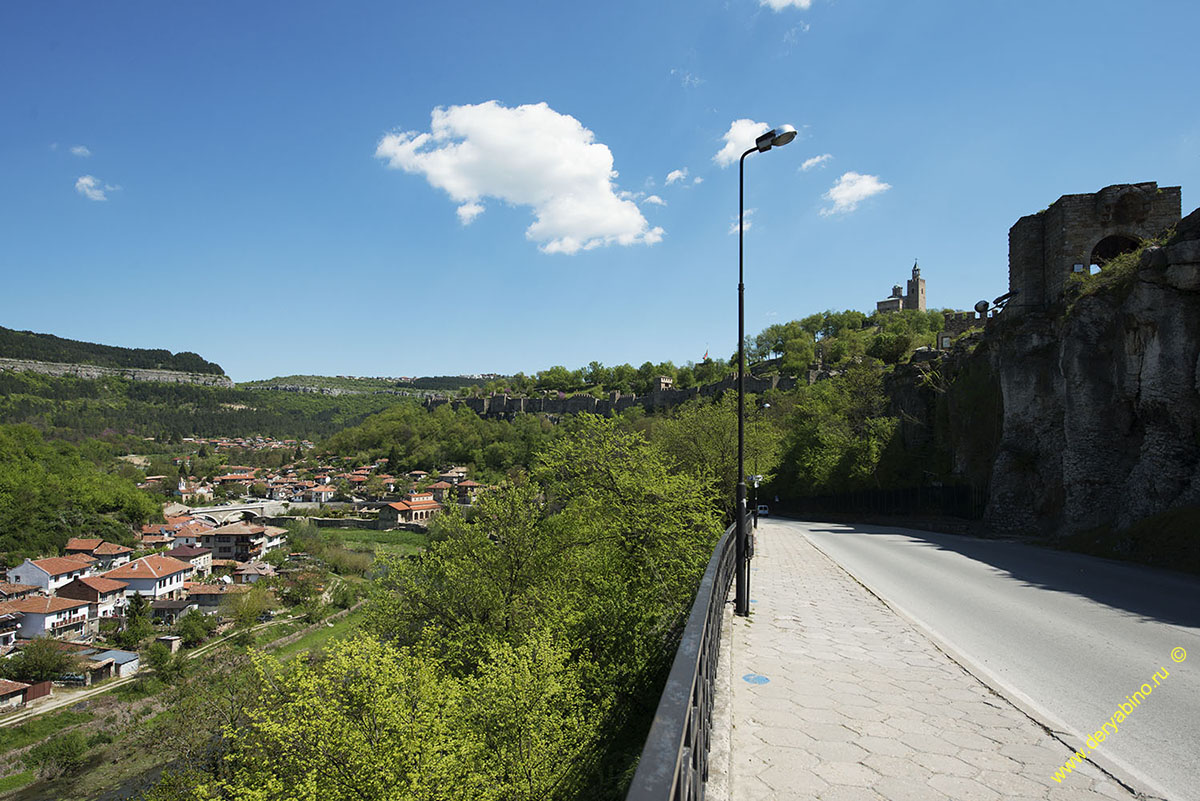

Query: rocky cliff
0,357,234,388
986,208,1200,535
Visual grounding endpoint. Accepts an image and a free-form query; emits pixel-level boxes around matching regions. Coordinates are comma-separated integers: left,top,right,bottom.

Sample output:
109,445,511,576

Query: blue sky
2,1,1197,382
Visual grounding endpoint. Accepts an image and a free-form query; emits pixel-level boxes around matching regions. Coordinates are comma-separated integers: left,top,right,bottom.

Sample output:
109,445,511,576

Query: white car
756,504,769,517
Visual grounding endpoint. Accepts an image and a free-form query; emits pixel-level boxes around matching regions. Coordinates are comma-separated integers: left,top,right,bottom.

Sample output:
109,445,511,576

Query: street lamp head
755,124,798,152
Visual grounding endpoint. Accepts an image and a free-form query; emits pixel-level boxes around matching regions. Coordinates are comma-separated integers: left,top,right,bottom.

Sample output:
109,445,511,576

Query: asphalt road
784,519,1200,801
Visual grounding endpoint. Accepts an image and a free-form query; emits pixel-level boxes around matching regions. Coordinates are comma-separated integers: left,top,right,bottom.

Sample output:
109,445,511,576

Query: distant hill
0,325,224,375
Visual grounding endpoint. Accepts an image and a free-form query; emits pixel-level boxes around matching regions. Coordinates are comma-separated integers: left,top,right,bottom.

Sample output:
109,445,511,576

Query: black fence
624,519,739,801
781,483,988,521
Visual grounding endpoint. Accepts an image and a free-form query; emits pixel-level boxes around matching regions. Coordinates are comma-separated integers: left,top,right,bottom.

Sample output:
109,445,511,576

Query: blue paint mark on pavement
742,673,770,685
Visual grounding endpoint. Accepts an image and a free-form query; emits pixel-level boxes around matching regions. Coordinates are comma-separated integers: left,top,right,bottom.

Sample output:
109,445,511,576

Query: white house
0,596,90,640
102,555,192,600
88,649,140,678
7,556,96,594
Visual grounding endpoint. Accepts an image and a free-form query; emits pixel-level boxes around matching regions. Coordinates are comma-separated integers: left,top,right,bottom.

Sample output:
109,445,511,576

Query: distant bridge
189,500,291,526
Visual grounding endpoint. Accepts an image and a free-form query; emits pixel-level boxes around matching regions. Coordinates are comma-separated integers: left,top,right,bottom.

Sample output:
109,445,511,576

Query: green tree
175,609,218,648
225,640,486,801
114,593,154,650
0,636,80,683
652,392,782,521
775,365,898,496
220,586,274,630
144,641,187,683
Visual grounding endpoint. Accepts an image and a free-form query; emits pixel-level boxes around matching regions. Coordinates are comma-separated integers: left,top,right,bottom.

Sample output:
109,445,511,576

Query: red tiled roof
0,596,88,615
104,555,193,580
427,481,453,489
63,553,98,565
0,582,38,596
27,557,95,577
166,545,212,559
211,522,266,536
0,679,30,695
65,538,103,551
75,576,129,594
95,542,133,555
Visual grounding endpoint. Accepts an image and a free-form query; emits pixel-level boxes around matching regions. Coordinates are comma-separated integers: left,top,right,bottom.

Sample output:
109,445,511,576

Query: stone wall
1006,182,1181,316
985,206,1200,534
0,357,233,388
426,374,800,420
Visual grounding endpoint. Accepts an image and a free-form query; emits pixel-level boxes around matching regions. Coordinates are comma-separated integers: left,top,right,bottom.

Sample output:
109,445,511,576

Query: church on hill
876,262,927,313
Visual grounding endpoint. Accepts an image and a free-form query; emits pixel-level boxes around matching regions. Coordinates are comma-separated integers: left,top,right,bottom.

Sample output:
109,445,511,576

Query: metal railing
625,518,741,801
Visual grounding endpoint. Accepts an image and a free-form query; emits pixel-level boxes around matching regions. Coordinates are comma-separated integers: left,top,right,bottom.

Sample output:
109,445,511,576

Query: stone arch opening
1089,234,1141,273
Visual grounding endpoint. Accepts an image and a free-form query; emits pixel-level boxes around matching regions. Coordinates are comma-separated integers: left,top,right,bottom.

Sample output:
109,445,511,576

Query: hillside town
0,456,483,715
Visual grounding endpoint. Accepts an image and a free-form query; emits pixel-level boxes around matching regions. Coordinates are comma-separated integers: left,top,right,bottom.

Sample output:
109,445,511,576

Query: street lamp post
752,402,770,529
735,125,796,618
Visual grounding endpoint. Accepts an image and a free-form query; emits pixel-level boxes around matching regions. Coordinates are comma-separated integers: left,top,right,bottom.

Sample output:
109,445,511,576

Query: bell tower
906,261,926,311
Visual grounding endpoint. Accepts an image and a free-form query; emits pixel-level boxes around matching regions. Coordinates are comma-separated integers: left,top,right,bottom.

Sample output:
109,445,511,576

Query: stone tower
906,261,926,311
876,261,927,312
1006,182,1181,315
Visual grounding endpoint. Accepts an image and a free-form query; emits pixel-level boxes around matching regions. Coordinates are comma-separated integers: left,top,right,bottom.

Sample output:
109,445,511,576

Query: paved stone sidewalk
720,519,1138,801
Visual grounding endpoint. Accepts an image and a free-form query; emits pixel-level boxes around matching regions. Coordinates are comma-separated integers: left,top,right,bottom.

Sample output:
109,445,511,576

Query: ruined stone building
876,262,926,313
1006,182,1181,315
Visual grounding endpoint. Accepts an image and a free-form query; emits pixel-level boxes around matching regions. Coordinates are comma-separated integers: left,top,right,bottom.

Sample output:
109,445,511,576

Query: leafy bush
24,731,87,778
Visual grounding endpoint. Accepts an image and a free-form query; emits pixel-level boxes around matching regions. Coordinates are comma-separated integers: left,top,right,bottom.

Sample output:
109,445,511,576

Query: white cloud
821,172,891,216
693,176,703,185
665,168,688,185
713,119,770,168
75,175,119,201
761,0,813,9
456,201,485,224
729,208,755,235
801,153,832,171
375,101,663,255
644,195,666,206
70,145,91,157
